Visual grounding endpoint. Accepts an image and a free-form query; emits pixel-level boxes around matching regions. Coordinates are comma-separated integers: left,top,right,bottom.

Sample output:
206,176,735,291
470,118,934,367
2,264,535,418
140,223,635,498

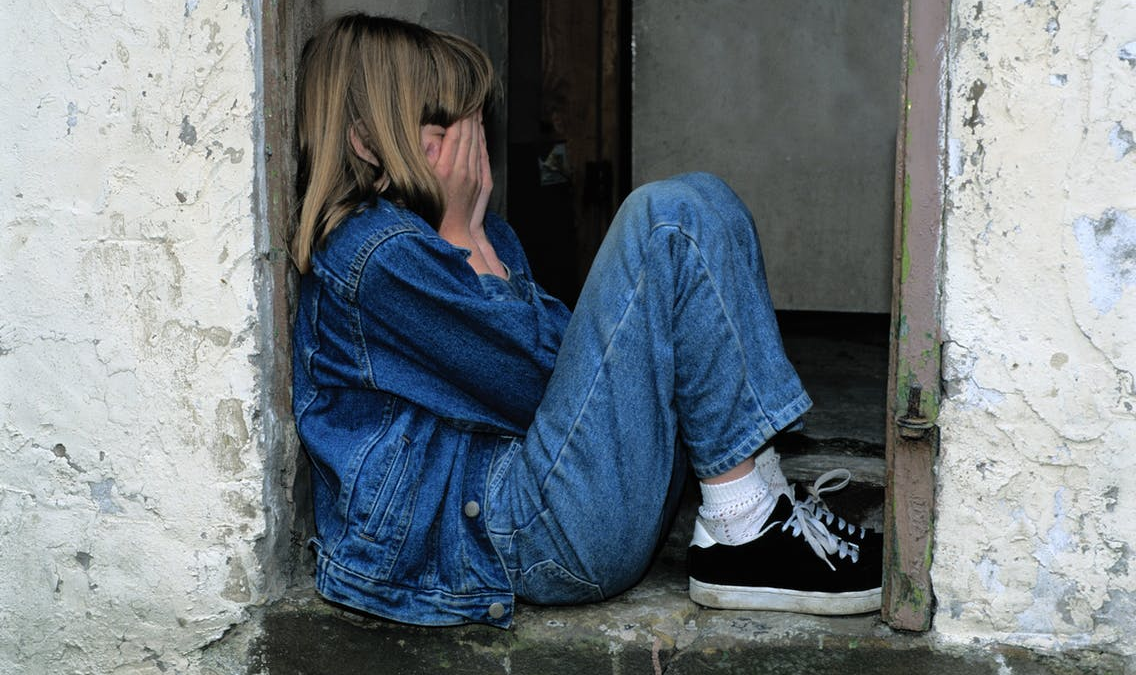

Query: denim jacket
292,200,571,627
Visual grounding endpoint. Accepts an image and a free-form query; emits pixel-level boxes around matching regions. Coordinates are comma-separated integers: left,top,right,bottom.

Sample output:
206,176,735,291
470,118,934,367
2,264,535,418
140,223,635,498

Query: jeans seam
537,270,649,498
669,223,775,476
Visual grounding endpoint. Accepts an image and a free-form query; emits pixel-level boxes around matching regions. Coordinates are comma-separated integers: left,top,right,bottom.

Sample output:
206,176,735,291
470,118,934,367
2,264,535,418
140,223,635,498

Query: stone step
227,466,1123,675
776,433,886,486
781,452,886,488
241,585,1125,675
223,432,1121,674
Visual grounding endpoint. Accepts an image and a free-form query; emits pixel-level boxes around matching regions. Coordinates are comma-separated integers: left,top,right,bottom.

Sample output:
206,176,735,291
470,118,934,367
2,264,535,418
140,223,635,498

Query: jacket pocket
349,432,420,580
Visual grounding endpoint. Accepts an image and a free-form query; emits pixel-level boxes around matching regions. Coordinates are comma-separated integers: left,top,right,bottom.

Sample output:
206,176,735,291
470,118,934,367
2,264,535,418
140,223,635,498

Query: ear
422,137,440,164
348,125,380,167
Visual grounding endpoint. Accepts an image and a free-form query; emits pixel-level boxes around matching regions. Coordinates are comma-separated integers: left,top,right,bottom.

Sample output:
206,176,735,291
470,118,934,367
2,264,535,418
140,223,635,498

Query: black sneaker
688,494,883,615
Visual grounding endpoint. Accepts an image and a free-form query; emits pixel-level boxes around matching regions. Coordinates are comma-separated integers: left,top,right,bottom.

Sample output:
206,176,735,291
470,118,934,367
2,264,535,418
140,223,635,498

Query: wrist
471,228,507,279
438,212,473,243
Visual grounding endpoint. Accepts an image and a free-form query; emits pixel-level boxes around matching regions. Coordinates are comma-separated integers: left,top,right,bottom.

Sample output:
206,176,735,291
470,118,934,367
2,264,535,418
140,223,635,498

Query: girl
291,13,882,628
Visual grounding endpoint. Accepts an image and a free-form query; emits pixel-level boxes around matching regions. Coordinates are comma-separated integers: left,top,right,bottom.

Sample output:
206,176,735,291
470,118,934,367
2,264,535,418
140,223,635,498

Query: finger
452,117,474,178
455,118,472,159
461,118,478,178
437,122,461,175
479,126,492,189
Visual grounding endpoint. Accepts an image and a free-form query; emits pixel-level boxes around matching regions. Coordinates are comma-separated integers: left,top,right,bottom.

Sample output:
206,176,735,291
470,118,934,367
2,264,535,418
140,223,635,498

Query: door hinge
896,383,936,439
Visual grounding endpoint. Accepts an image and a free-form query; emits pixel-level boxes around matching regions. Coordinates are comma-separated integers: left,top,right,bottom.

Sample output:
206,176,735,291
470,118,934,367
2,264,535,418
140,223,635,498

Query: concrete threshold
233,460,1124,675
242,578,1126,675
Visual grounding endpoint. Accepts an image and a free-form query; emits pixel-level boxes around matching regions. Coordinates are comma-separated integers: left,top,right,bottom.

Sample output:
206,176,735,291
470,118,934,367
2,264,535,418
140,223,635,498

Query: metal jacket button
463,500,480,518
488,602,505,619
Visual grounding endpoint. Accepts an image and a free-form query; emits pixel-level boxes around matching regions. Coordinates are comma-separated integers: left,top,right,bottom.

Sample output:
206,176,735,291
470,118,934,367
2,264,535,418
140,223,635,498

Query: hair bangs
421,32,497,127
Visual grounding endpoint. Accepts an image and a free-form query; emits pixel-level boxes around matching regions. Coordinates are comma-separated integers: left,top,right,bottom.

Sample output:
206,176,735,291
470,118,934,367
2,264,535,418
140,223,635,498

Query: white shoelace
781,499,860,571
751,469,864,571
797,469,871,540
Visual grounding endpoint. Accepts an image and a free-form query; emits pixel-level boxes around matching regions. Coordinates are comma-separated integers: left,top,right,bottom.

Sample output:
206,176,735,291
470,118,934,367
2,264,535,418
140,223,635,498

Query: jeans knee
621,173,754,241
676,171,731,193
676,172,749,214
634,172,747,215
620,174,709,225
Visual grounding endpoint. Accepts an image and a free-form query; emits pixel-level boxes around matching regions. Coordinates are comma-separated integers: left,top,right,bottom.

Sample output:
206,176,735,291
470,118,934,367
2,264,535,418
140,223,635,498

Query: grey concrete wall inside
632,0,903,313
321,0,506,55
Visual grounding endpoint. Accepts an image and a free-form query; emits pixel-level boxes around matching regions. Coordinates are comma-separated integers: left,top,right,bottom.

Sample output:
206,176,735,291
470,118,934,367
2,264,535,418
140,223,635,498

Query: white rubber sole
689,577,882,615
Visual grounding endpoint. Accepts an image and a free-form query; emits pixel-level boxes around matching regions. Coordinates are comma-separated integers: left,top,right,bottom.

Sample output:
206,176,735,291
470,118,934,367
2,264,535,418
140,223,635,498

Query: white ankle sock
754,447,792,500
697,448,789,546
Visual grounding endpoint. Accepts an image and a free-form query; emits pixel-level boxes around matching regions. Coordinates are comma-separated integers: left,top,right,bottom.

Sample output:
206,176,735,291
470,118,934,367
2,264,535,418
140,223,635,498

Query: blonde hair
292,14,497,273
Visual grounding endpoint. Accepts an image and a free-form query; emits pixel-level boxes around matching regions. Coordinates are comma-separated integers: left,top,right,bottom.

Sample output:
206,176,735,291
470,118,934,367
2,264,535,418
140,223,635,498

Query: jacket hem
314,549,515,629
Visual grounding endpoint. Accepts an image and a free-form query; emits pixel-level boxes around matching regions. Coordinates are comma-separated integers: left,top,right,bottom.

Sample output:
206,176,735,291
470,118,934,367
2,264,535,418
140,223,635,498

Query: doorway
506,0,900,410
266,0,943,632
504,0,932,628
506,1,901,500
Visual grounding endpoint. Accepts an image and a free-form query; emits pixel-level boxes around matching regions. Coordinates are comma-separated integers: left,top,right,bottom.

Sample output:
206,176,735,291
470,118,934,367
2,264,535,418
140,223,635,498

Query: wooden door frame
536,0,630,288
259,0,323,588
882,0,950,632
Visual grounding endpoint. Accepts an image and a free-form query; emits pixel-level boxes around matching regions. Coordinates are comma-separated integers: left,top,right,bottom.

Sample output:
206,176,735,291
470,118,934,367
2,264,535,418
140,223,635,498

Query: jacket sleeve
354,226,571,434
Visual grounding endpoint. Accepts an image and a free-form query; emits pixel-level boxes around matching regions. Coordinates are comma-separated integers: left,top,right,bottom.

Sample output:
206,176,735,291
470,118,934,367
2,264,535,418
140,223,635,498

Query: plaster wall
935,0,1136,658
0,1,267,672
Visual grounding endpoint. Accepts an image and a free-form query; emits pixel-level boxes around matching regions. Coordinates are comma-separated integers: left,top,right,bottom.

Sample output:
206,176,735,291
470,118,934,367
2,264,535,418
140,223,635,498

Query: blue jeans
485,173,812,604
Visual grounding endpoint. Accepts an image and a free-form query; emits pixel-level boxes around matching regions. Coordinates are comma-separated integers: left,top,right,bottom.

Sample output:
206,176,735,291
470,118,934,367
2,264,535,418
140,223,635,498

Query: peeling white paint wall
0,1,266,672
937,0,1136,658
